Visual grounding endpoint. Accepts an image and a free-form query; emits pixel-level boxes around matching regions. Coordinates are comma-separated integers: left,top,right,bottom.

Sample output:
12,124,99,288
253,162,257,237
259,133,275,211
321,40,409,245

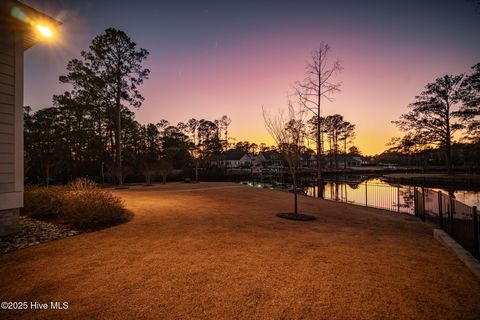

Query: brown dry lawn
1,182,480,320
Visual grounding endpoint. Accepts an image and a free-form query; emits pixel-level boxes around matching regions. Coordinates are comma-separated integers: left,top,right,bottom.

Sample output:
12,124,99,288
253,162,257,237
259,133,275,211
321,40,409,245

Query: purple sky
21,0,480,154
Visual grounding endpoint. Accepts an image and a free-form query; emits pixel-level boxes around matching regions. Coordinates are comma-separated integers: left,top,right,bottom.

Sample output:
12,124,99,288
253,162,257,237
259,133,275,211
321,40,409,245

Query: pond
248,175,480,214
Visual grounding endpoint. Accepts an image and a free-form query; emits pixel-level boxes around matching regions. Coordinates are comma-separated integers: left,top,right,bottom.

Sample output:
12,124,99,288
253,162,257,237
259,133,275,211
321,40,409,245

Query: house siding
0,26,16,195
0,23,22,236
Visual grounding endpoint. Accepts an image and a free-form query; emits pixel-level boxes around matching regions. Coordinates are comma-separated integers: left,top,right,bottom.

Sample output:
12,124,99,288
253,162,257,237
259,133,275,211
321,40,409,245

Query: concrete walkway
1,182,479,319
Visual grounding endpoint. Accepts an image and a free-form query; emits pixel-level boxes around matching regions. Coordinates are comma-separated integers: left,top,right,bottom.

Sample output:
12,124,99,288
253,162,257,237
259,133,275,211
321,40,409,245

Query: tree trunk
316,62,323,199
114,67,123,185
45,165,50,187
195,160,199,182
445,101,453,175
293,174,298,215
445,133,452,175
334,132,338,170
115,104,122,185
101,161,105,185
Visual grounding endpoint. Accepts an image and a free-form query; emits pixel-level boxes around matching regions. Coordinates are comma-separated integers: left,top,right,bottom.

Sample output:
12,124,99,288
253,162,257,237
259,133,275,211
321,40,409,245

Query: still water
251,176,480,214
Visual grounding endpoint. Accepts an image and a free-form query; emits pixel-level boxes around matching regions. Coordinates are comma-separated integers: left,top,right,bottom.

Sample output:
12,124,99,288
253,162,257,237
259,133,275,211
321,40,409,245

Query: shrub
23,186,69,219
23,178,132,231
63,188,132,230
69,177,98,191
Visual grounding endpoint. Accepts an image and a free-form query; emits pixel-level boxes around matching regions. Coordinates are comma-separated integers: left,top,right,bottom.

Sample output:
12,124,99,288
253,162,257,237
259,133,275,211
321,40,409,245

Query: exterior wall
0,25,23,235
0,25,16,195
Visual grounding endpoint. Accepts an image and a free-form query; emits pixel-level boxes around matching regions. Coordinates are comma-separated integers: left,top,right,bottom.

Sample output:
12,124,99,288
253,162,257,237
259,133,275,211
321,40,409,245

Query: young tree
294,43,342,194
263,101,310,217
393,74,465,174
140,161,156,186
156,160,173,184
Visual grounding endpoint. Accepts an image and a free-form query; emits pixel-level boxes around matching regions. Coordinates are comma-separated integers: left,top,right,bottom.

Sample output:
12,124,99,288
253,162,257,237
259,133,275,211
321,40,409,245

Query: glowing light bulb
36,25,52,38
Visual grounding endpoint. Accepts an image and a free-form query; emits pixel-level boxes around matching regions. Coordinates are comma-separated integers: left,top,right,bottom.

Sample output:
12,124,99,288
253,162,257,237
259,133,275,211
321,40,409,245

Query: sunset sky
22,0,480,155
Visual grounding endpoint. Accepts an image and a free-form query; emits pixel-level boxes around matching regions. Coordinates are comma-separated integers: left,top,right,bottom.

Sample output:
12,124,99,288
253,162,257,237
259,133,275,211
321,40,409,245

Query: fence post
473,206,479,259
365,180,368,207
397,184,400,213
438,191,443,229
449,197,455,236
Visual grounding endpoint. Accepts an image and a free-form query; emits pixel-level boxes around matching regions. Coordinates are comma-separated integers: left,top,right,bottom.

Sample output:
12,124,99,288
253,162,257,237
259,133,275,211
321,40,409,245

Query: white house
0,1,60,236
258,151,285,168
211,149,258,169
337,155,362,168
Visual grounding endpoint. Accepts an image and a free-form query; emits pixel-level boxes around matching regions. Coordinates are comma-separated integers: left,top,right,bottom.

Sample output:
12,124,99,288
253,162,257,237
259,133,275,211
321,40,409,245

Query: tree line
23,28,237,185
24,104,238,184
25,30,361,186
389,63,480,173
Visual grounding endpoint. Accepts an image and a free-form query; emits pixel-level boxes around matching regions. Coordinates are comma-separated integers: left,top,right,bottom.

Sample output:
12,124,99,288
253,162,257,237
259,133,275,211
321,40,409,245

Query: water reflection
304,178,415,214
249,175,480,213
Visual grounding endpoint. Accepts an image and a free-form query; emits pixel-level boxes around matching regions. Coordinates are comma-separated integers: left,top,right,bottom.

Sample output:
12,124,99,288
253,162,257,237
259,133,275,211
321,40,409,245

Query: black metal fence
315,180,479,259
316,180,416,214
414,187,479,259
251,178,480,259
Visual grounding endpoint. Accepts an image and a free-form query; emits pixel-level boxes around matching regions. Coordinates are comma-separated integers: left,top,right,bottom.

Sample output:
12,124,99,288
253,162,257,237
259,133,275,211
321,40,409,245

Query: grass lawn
1,182,479,319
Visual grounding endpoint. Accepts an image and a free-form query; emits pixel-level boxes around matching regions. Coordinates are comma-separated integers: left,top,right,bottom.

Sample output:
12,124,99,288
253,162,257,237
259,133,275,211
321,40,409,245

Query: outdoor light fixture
36,24,52,37
10,6,58,41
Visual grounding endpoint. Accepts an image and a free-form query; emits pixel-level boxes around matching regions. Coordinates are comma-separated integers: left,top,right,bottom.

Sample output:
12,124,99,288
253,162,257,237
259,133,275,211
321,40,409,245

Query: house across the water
210,149,257,169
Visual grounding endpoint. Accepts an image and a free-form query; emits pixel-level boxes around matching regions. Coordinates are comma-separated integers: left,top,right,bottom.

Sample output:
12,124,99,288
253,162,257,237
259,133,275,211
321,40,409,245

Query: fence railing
414,187,479,259
249,178,480,259
319,180,479,259
318,180,415,214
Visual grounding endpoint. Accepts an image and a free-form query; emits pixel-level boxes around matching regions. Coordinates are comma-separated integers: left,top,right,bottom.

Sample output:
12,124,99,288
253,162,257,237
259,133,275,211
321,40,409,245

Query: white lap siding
0,25,23,211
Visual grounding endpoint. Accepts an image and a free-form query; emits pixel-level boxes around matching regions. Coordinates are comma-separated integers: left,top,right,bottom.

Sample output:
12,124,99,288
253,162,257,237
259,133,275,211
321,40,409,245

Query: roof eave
2,0,62,51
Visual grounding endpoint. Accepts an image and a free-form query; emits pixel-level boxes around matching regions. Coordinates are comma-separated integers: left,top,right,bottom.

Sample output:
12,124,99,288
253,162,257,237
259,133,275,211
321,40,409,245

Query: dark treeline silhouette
23,28,236,185
24,30,361,185
307,114,356,170
390,63,480,172
24,106,236,185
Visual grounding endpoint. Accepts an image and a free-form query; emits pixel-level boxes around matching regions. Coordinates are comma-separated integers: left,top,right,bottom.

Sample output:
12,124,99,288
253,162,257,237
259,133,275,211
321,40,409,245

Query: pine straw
1,182,479,320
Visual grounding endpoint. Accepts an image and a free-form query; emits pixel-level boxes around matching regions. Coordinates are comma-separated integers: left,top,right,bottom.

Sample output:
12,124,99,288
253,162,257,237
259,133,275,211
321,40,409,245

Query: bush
63,188,132,230
23,178,132,231
23,186,69,219
69,178,98,191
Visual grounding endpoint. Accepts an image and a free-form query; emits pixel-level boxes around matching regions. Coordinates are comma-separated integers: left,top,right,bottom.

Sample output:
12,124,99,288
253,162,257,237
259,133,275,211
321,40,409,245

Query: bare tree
140,160,156,186
294,43,342,195
263,101,308,217
156,160,173,184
